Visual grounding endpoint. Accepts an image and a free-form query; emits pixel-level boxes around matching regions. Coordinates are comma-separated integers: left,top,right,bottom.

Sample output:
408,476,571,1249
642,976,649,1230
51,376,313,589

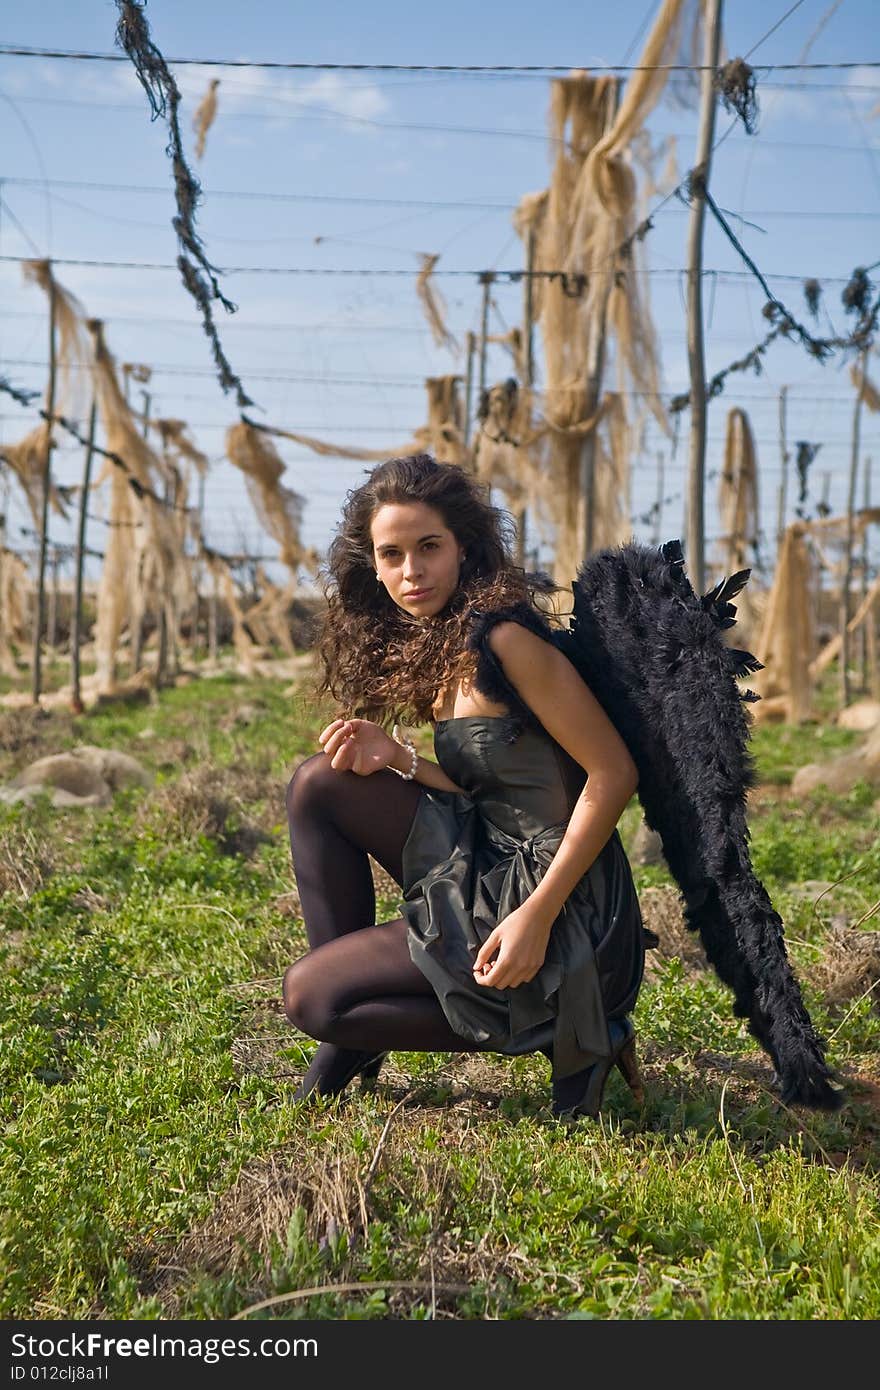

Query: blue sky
1,0,878,586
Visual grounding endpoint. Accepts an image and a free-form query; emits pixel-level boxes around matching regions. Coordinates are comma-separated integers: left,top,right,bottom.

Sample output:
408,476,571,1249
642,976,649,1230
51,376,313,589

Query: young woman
283,453,647,1118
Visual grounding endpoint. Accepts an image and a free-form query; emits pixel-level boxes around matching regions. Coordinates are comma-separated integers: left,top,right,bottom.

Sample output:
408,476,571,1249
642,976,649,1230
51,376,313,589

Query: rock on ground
838,699,880,732
791,724,880,797
0,745,152,808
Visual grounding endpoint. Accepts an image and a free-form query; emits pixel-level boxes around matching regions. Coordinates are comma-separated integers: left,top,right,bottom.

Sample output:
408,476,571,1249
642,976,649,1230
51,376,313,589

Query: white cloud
0,55,389,133
845,65,880,124
759,84,818,124
766,64,880,130
174,64,390,131
293,72,388,122
221,132,255,149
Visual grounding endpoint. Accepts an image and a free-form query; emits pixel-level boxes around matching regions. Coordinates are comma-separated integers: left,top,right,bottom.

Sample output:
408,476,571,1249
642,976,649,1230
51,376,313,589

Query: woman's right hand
318,718,400,777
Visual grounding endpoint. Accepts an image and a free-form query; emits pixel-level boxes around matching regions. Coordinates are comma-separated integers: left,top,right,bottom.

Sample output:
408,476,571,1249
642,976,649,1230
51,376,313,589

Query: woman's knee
286,752,337,825
282,959,332,1038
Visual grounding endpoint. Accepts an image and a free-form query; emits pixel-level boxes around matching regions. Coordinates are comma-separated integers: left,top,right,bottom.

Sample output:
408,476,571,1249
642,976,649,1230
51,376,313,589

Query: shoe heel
293,1045,386,1103
359,1051,387,1087
550,1018,640,1120
615,1037,644,1104
575,1055,614,1119
552,1054,614,1119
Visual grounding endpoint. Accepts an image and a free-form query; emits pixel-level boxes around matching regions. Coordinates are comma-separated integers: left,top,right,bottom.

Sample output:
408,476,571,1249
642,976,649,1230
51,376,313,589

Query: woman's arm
387,737,464,793
319,718,464,793
473,622,638,989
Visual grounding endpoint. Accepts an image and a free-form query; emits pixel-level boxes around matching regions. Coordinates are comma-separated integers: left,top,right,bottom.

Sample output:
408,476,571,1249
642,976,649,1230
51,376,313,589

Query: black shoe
551,1018,643,1119
358,1051,386,1088
292,1043,388,1103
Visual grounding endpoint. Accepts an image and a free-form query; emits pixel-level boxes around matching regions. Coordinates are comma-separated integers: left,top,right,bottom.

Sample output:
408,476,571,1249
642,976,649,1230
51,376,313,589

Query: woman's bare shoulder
485,620,571,686
485,618,555,657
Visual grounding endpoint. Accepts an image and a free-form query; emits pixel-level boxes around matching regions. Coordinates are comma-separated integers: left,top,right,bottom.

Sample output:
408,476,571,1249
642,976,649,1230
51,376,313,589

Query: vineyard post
840,347,867,707
776,385,789,547
167,462,181,677
71,394,97,713
193,466,206,659
463,331,476,450
0,484,6,663
653,450,665,547
47,545,59,651
156,432,169,687
30,268,58,705
860,454,873,690
578,76,621,564
208,569,218,663
685,0,723,596
516,227,537,566
130,389,151,675
477,272,494,403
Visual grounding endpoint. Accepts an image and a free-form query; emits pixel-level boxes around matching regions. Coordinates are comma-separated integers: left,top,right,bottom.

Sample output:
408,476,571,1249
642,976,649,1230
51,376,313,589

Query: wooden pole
193,466,206,659
130,390,151,675
867,596,879,700
166,464,181,678
515,228,537,567
478,273,493,401
813,557,880,677
156,433,171,687
0,490,6,666
524,228,536,388
653,450,665,547
579,77,622,564
685,0,723,597
840,348,867,707
462,331,476,451
71,394,97,713
859,453,872,689
31,269,58,705
208,568,218,664
47,546,59,652
776,385,789,547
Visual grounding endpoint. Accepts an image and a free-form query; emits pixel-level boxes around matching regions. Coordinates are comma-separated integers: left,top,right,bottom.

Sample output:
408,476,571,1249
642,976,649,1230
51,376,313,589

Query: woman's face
370,501,465,618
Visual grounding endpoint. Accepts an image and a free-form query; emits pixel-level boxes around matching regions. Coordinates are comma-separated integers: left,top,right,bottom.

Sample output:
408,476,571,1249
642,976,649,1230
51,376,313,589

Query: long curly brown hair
315,454,557,726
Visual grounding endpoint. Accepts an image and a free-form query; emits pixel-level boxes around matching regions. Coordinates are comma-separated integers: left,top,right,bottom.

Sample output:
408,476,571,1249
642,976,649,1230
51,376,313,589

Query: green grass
1,671,878,1320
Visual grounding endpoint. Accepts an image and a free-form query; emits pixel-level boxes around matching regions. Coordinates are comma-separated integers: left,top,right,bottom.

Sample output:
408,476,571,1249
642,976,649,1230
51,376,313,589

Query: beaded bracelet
390,726,418,781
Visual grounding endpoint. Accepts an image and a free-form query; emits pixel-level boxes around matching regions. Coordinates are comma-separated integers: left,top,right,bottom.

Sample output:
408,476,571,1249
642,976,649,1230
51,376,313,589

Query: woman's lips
404,587,433,600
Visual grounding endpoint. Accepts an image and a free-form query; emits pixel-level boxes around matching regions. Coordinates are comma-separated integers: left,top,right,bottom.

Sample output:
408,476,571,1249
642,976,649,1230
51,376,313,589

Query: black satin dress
400,712,645,1081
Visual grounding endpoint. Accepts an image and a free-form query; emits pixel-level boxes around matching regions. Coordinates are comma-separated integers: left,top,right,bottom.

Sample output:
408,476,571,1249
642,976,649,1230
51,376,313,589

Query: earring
375,573,381,583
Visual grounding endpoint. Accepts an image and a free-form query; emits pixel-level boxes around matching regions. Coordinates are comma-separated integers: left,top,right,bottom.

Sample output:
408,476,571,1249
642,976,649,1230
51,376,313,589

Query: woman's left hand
472,904,555,990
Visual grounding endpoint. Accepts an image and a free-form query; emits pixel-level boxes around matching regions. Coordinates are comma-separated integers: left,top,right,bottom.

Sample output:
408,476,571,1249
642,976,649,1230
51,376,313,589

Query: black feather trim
465,601,556,741
703,567,752,609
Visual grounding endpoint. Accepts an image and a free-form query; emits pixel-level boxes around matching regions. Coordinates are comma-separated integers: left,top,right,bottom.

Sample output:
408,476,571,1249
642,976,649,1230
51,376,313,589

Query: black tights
282,754,486,1056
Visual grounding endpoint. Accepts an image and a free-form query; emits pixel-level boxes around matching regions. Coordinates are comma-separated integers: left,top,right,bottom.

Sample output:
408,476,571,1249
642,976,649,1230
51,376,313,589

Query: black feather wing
555,539,840,1110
